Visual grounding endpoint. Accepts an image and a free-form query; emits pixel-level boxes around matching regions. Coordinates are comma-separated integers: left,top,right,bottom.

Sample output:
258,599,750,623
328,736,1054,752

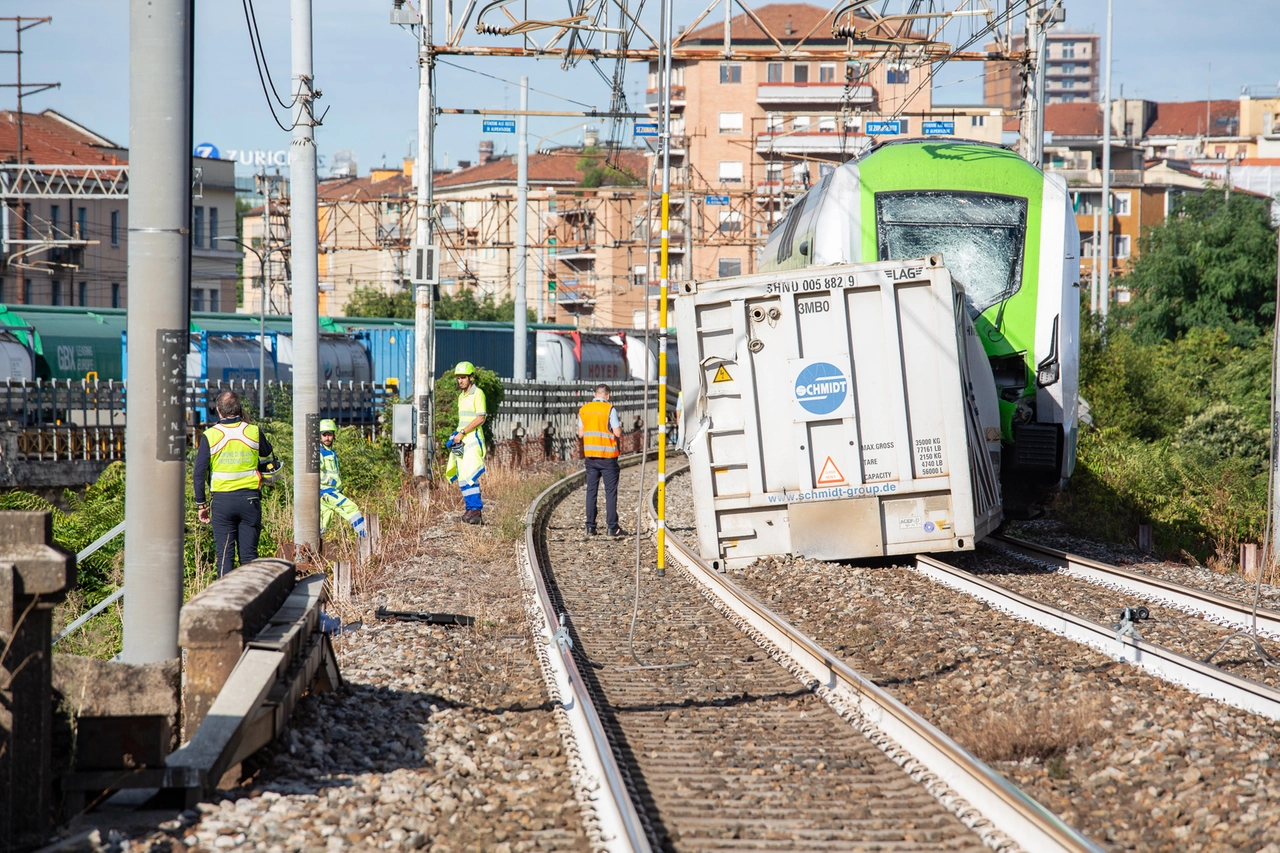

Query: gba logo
794,362,848,415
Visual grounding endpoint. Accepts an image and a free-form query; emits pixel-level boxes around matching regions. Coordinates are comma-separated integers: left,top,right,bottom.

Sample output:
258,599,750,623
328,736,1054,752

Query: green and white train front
761,140,1081,510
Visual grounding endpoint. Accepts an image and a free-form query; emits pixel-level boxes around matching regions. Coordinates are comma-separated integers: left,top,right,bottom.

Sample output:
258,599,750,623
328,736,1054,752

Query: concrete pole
1099,0,1113,322
290,0,321,552
121,0,191,663
514,75,529,380
1021,1,1041,163
1090,209,1100,314
413,3,437,478
1032,19,1048,167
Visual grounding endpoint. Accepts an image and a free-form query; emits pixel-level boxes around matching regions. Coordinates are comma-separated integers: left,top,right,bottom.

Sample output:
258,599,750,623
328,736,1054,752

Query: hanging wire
241,0,295,132
435,58,603,109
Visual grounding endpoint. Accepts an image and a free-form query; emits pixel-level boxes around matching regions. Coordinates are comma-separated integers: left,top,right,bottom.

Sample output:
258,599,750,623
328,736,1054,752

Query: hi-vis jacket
194,420,271,503
446,385,487,486
320,445,343,490
578,400,619,458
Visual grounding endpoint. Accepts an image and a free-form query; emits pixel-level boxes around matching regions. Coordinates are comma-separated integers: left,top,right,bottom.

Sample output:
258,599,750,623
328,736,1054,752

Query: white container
675,255,1002,568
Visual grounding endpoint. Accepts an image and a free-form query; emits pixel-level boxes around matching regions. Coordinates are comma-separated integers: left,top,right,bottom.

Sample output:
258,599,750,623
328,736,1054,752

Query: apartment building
652,2,1002,281
985,30,1100,111
0,109,239,311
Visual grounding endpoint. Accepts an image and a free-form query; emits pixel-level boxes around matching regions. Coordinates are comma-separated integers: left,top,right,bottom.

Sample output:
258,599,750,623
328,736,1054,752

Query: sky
11,0,1280,175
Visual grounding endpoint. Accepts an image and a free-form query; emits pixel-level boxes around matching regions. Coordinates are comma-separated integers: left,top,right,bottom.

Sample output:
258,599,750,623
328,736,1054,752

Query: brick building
985,30,1100,111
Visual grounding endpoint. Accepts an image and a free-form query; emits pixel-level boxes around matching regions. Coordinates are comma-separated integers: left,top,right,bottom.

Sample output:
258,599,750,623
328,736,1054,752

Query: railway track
521,457,1101,852
921,537,1280,721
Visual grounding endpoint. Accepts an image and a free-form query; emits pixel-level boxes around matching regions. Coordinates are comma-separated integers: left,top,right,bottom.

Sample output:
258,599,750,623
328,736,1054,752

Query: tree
342,285,535,322
1118,189,1278,345
576,146,643,189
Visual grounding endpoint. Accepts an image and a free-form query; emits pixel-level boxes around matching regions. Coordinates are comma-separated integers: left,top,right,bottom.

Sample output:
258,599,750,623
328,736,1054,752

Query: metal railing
493,380,677,461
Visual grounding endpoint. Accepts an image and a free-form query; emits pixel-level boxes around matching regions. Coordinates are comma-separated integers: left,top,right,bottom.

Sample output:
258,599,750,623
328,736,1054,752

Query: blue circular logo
193,142,220,159
794,362,849,415
924,521,937,533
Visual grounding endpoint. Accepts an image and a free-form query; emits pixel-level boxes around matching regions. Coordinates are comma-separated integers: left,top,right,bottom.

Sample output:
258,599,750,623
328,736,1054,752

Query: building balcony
645,87,687,111
555,249,597,266
755,130,871,156
756,82,874,107
1050,168,1144,187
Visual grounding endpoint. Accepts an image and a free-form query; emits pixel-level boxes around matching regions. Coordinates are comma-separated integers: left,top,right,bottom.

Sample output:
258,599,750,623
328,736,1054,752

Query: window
846,62,864,82
193,206,204,248
898,117,910,134
718,210,743,233
887,64,910,84
793,63,809,84
1062,94,1076,103
971,115,986,127
719,63,741,84
1112,191,1131,216
765,161,784,179
110,210,120,246
765,112,783,131
876,191,1029,313
1076,192,1103,214
792,115,811,131
192,288,205,311
51,281,63,306
210,207,219,245
1061,41,1075,59
76,207,87,240
1063,79,1075,90
718,161,744,183
1062,63,1076,74
210,288,220,312
111,283,120,308
718,258,743,277
718,112,744,134
792,162,809,185
819,63,837,83
78,281,87,306
817,116,836,133
766,62,783,83
50,205,60,236
1113,234,1131,258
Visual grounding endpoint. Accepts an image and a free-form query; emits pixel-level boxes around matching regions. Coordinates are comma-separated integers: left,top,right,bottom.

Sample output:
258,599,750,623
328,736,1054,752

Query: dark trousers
211,490,261,577
584,457,620,532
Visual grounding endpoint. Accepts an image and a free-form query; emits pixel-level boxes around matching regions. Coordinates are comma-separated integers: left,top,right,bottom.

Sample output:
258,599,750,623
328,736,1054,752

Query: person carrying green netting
319,419,367,538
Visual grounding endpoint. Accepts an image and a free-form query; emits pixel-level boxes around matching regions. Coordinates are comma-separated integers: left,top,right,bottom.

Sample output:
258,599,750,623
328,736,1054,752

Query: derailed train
761,139,1080,511
676,140,1080,566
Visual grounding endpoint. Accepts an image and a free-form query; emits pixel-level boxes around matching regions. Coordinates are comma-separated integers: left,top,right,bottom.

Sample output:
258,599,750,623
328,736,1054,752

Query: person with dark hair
194,390,273,576
578,383,625,536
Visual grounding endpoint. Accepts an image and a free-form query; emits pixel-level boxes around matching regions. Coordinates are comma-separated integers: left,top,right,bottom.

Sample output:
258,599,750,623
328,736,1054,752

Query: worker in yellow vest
319,419,367,537
445,361,487,525
195,390,273,576
577,383,624,536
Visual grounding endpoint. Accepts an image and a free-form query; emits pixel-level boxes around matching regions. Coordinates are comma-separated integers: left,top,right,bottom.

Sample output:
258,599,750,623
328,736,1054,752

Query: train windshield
875,191,1028,313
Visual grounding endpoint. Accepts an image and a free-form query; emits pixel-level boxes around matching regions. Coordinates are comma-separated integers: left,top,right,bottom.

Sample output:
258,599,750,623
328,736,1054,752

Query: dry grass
949,700,1101,764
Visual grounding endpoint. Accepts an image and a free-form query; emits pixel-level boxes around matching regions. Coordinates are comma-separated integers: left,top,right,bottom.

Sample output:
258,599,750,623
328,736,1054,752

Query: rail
522,456,654,852
651,468,1103,853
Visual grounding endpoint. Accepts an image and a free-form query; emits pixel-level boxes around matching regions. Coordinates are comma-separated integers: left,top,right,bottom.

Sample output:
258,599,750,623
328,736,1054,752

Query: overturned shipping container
675,255,1002,568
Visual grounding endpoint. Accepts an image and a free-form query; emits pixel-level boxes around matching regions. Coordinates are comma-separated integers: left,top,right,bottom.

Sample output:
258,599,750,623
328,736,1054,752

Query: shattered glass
876,192,1028,313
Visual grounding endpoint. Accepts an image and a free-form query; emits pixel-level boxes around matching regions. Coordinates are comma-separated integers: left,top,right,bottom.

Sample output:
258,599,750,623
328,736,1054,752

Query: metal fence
0,377,674,465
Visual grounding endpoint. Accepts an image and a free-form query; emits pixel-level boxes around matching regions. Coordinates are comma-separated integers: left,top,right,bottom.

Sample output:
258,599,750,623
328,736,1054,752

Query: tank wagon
761,139,1080,511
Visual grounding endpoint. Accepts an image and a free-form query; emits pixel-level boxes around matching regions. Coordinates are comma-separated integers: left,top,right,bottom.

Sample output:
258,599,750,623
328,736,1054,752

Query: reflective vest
205,421,261,493
579,400,618,458
457,386,487,449
320,446,342,490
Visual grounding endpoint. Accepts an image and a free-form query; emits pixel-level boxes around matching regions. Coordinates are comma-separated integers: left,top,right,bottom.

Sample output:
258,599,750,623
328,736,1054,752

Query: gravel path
666,469,1280,853
61,481,590,853
541,461,993,852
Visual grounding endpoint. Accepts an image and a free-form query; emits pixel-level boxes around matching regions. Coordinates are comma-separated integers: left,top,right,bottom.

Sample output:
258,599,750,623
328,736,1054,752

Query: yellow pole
655,0,673,576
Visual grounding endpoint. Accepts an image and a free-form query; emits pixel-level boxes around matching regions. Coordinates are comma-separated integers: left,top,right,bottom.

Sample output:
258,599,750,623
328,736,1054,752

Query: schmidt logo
794,362,849,415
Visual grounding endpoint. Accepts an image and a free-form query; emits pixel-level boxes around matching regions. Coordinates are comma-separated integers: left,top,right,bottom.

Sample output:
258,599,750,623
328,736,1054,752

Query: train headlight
1037,362,1059,387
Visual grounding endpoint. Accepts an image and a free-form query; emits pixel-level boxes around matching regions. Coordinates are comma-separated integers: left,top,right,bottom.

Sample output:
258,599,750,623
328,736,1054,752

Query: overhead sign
865,120,901,135
482,119,516,134
705,195,730,206
922,121,955,136
633,122,659,138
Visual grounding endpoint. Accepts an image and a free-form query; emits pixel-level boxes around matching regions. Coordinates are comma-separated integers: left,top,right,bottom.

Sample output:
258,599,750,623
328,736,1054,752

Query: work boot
608,527,628,537
465,510,484,526
585,527,598,536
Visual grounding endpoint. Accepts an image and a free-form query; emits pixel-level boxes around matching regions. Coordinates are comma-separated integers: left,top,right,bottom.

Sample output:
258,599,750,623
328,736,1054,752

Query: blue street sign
634,122,660,138
482,119,516,134
865,120,901,135
705,195,730,206
922,121,955,136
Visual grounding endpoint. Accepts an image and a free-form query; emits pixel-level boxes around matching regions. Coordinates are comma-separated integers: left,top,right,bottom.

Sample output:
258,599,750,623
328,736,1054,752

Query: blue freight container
353,324,538,397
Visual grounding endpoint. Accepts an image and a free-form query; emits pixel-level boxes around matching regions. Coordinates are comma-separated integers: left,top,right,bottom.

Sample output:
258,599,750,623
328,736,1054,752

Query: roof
0,109,126,165
434,149,648,191
681,3,889,46
318,171,414,202
1043,102,1102,137
1146,100,1240,138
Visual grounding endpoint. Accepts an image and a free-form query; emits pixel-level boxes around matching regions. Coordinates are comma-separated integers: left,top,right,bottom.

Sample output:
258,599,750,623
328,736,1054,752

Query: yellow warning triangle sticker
713,365,733,383
816,456,845,485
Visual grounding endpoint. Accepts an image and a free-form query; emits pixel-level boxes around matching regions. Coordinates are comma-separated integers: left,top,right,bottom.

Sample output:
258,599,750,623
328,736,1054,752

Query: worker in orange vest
578,383,625,536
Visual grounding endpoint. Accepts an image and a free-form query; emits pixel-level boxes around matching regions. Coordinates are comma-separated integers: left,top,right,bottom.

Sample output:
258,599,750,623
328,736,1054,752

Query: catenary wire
241,0,295,132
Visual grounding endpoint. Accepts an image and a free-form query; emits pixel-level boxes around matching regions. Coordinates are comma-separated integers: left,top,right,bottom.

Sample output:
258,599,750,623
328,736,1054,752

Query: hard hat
319,419,338,433
454,361,476,376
